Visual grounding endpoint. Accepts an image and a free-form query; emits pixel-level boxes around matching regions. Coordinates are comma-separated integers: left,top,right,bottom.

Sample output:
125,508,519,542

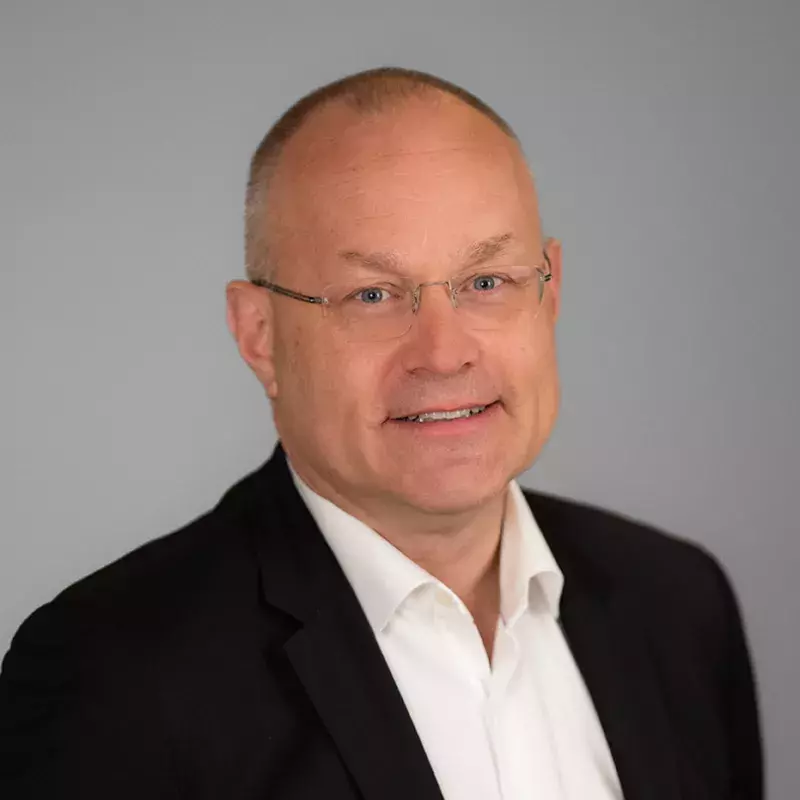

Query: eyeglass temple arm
541,250,553,280
251,279,327,305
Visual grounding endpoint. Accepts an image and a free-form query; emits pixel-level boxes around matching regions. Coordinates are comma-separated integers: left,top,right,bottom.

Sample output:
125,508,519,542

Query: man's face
243,96,561,515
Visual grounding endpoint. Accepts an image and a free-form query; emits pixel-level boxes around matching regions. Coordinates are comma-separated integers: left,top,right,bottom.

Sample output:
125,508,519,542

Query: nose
399,282,480,376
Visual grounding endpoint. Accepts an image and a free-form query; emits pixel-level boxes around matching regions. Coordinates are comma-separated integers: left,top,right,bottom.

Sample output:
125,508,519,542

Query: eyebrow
463,232,515,266
337,232,517,275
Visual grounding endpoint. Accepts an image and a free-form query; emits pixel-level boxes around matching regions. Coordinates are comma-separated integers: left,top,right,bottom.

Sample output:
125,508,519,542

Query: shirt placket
434,589,523,800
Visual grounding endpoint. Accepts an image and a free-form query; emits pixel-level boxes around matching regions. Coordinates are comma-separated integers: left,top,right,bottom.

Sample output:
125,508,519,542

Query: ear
543,237,563,322
225,280,279,399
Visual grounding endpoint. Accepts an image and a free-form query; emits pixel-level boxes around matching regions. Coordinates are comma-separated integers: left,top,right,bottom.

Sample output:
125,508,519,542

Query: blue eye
357,287,387,304
472,275,498,291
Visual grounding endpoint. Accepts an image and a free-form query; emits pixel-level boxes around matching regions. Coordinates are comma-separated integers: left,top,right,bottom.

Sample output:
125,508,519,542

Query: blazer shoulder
522,488,736,609
522,489,757,697
2,467,267,678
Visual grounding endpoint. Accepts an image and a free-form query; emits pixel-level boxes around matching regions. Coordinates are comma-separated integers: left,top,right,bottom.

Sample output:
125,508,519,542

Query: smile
394,403,495,423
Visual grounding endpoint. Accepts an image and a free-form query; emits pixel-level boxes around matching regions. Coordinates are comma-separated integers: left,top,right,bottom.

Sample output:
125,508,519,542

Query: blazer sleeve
711,558,764,799
0,596,181,799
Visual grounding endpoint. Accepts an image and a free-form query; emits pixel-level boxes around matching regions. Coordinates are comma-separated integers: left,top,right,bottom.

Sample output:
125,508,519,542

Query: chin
386,453,513,515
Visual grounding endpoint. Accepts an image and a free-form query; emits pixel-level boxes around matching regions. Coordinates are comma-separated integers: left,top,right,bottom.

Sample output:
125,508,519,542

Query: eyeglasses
251,253,553,343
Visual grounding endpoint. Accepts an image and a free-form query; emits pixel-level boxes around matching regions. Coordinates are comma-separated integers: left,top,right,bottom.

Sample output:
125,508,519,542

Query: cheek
276,326,385,420
273,323,324,407
509,328,559,406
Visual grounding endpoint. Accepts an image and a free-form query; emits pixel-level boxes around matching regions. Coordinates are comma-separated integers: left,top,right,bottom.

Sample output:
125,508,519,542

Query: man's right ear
225,280,279,399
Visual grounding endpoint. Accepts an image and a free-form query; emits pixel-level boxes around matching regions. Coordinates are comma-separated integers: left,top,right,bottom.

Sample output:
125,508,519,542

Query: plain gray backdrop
2,0,797,795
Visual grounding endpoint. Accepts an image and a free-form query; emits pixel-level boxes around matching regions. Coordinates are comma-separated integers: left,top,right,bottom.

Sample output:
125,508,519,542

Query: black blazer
0,446,762,799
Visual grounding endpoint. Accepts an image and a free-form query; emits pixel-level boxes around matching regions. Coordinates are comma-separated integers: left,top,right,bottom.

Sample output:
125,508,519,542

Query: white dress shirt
290,467,623,800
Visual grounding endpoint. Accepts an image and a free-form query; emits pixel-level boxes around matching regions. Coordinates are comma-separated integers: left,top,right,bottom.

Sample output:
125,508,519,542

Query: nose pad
412,280,458,314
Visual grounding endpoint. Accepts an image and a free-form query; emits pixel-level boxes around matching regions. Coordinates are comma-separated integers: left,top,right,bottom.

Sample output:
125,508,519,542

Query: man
0,68,762,799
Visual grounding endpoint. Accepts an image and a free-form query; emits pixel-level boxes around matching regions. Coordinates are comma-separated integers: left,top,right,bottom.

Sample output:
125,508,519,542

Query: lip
385,400,502,436
388,400,499,421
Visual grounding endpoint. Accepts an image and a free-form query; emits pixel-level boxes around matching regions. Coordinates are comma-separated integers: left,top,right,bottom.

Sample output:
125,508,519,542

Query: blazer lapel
248,448,443,800
284,599,444,800
558,564,682,800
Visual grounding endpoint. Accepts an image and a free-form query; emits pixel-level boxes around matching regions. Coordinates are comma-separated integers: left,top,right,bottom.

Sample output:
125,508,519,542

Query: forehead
267,96,541,275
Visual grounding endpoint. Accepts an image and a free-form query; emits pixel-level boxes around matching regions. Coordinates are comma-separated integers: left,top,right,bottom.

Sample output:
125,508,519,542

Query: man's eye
470,274,504,292
358,287,387,304
344,286,400,306
341,283,406,306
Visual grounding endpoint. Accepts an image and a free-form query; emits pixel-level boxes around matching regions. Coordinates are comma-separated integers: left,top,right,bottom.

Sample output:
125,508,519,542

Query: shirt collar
289,464,433,632
501,480,564,623
289,463,564,633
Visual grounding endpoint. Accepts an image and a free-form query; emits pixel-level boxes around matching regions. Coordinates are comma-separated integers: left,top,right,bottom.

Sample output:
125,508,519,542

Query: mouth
391,401,499,424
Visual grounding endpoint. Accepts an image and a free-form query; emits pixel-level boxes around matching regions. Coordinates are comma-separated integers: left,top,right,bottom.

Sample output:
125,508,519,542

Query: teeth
403,405,487,423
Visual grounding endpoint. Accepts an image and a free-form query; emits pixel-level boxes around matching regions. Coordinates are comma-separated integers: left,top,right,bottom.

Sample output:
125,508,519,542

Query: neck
385,494,506,608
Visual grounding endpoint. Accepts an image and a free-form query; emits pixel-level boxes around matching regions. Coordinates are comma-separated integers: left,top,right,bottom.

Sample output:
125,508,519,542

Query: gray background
2,0,797,795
